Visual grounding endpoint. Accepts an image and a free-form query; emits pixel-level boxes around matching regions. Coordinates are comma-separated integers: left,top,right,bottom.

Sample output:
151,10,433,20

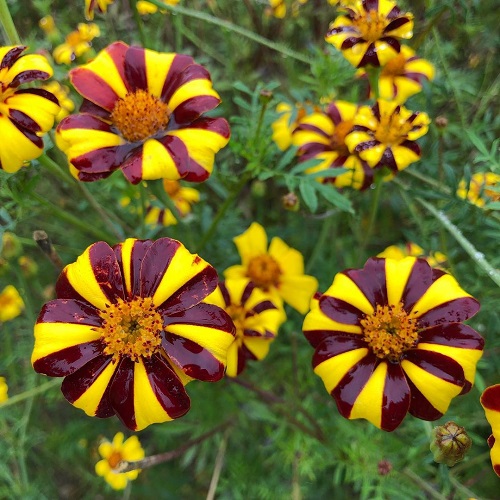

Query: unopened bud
430,421,472,467
251,180,267,198
282,192,300,211
377,459,392,476
259,89,273,105
1,232,22,260
435,116,448,129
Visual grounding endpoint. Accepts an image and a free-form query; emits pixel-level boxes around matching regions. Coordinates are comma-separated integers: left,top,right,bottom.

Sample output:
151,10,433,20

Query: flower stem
402,468,447,500
416,197,500,287
359,173,384,261
206,429,230,500
129,0,147,47
143,1,311,65
0,379,60,409
0,0,21,45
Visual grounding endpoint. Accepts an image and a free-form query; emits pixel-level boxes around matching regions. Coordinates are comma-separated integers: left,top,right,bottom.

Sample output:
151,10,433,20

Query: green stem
366,66,381,101
0,379,60,409
30,192,114,243
129,0,147,47
359,174,384,261
402,468,447,500
306,212,336,273
144,1,311,65
0,0,21,44
416,197,500,287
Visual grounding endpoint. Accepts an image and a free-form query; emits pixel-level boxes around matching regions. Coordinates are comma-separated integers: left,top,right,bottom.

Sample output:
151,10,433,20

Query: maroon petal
120,150,144,184
173,95,221,126
72,144,135,173
162,302,235,333
36,299,102,326
0,46,25,70
418,323,484,350
160,54,196,103
155,134,190,179
124,45,147,92
319,295,363,325
342,258,387,308
57,113,113,134
401,259,444,312
312,334,367,368
380,363,410,431
358,42,380,67
416,297,480,327
108,357,137,430
406,376,442,421
11,70,51,87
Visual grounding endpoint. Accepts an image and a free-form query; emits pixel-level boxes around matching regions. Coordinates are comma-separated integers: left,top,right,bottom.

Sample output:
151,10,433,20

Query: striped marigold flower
345,99,430,173
303,257,484,431
85,0,115,20
32,238,235,431
480,385,500,477
56,42,230,184
326,0,414,68
292,100,373,190
456,172,500,208
205,279,286,377
0,46,59,173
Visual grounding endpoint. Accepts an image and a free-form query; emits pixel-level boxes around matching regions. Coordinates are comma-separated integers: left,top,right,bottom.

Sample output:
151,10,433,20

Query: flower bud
259,89,273,105
435,116,448,129
430,421,472,467
18,256,39,277
1,232,22,260
282,192,300,212
251,180,267,198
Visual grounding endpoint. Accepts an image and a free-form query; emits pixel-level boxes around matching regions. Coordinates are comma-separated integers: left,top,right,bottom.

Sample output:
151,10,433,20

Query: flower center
360,302,419,362
111,89,170,142
331,119,354,154
381,52,407,77
163,179,181,197
247,255,281,289
98,296,163,362
107,450,123,470
226,304,246,339
353,9,387,43
374,110,412,145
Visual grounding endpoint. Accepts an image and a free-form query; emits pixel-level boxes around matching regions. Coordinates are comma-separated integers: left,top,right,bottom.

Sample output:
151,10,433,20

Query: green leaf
299,179,318,212
289,157,324,175
315,183,354,213
275,146,299,171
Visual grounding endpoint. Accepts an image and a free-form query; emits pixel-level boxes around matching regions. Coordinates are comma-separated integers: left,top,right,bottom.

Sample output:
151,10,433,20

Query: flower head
0,376,8,403
326,0,414,67
224,223,318,314
378,243,447,268
137,0,180,15
85,0,115,20
53,23,100,65
292,100,373,190
303,257,483,431
0,285,25,322
0,46,59,173
480,385,500,477
32,237,235,430
359,46,435,102
345,99,430,173
205,279,286,376
456,172,500,207
56,42,230,184
95,432,144,490
272,102,312,151
42,81,75,121
145,179,200,226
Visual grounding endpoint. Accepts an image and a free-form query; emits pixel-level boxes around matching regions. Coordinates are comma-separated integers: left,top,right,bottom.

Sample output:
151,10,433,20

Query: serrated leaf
233,96,252,111
232,81,252,95
275,146,299,171
315,183,353,213
289,157,324,175
307,167,348,179
299,179,318,212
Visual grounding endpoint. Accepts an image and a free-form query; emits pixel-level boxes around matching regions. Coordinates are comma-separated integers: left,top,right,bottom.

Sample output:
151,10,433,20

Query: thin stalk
144,1,311,65
306,212,336,273
402,468,447,500
0,0,21,44
359,175,384,262
172,9,183,53
366,66,381,101
0,379,60,409
206,430,230,500
128,0,147,47
416,197,500,287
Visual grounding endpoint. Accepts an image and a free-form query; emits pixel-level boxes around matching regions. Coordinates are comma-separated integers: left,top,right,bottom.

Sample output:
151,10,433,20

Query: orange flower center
352,9,387,42
226,304,246,339
163,179,181,197
107,450,123,470
360,302,419,362
331,119,354,154
247,255,281,289
111,89,170,142
98,296,163,362
381,52,408,77
374,110,412,145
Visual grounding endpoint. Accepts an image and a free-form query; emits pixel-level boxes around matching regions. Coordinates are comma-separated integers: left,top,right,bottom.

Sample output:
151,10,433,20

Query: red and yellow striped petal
480,385,500,477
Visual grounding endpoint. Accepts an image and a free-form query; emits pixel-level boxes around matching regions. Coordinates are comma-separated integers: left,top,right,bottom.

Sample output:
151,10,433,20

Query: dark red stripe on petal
251,300,278,315
481,385,500,411
120,149,144,184
218,281,231,307
72,145,134,173
312,334,367,368
416,297,480,328
88,242,125,303
363,0,378,12
15,87,59,106
343,258,387,308
109,357,137,430
11,70,51,87
244,328,274,339
124,45,147,92
156,134,190,177
380,362,410,431
400,140,420,156
143,354,190,419
304,329,332,349
358,43,380,68
61,354,114,403
163,302,234,333
0,46,25,70
240,281,255,306
340,36,363,50
162,333,224,381
354,139,379,154
319,295,363,325
379,147,397,171
332,354,378,418
385,17,411,34
419,323,484,350
33,339,106,377
10,120,43,148
57,113,113,132
79,98,111,118
407,376,442,421
56,270,88,301
359,160,374,190
325,103,342,125
401,259,442,312
77,170,114,182
173,96,221,125
105,42,130,92
70,68,120,112
161,54,195,103
36,299,101,326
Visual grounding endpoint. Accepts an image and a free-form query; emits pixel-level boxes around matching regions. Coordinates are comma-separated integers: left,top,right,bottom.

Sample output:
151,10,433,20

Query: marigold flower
378,243,447,268
480,385,500,477
0,376,8,403
56,42,230,184
272,103,304,151
137,0,180,15
345,99,430,173
224,222,318,314
85,0,115,20
292,100,373,190
359,46,435,102
0,285,25,322
0,46,59,173
95,432,144,490
303,257,483,431
205,279,286,377
326,0,413,68
32,238,235,430
456,172,500,207
42,81,75,122
53,23,100,65
145,179,200,226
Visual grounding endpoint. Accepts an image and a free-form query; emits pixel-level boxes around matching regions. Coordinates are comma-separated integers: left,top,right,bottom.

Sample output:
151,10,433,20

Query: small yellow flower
0,285,24,322
224,222,318,314
95,432,145,490
42,81,75,122
53,23,100,65
456,172,500,207
85,0,115,20
137,0,180,15
377,243,447,268
0,377,8,403
267,0,287,18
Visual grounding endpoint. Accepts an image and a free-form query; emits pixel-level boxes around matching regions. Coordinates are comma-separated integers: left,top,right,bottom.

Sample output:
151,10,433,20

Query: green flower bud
1,233,22,260
282,192,300,212
430,421,472,467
